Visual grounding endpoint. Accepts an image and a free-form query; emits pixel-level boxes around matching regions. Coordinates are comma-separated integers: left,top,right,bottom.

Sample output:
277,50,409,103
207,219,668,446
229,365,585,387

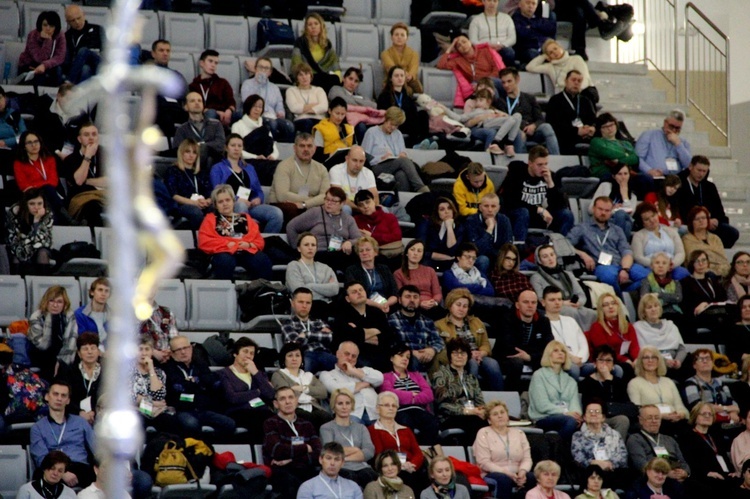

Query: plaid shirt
387,310,444,353
281,315,334,352
490,270,533,301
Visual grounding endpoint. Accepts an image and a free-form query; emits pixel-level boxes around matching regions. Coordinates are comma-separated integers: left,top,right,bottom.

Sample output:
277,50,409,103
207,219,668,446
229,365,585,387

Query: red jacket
198,212,265,255
586,320,640,364
368,423,424,469
14,157,59,192
354,207,402,246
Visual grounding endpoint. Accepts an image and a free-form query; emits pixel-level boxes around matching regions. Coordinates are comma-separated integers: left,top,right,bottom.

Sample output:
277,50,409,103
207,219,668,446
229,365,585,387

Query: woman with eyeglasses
680,249,731,338
27,285,78,382
588,113,637,180
489,243,532,302
681,206,730,277
725,251,750,303
344,236,399,314
578,346,631,441
683,348,740,426
13,131,66,220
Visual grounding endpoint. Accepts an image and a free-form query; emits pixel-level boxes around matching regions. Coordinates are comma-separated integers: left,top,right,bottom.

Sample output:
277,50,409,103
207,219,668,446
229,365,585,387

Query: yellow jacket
313,118,353,155
452,168,495,216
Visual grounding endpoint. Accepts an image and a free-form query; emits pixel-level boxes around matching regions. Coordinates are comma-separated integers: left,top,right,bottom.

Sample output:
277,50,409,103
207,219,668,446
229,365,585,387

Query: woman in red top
197,184,272,280
643,174,684,232
352,189,402,258
13,131,65,219
585,292,639,380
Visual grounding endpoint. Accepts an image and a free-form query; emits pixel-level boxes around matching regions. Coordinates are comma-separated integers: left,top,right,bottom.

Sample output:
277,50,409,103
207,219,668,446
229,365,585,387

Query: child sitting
462,88,521,156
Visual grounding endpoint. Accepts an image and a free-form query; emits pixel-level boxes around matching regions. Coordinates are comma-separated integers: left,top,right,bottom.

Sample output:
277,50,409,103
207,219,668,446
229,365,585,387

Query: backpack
257,19,295,50
154,440,197,487
201,334,234,367
236,279,291,323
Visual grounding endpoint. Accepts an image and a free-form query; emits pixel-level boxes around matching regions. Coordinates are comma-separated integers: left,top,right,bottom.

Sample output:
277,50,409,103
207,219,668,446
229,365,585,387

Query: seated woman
726,296,750,368
436,35,505,108
526,39,597,103
363,450,416,499
589,163,639,241
197,184,273,280
574,464,621,499
328,67,384,144
394,240,444,320
130,334,176,433
291,13,341,93
626,348,689,436
443,242,495,298
217,337,275,442
578,345,632,440
163,138,213,230
529,340,583,440
313,97,353,164
473,400,536,499
230,94,280,160
271,343,330,429
380,342,440,446
588,113,639,179
626,457,685,499
632,202,689,281
431,338,487,445
490,243,533,302
362,106,429,193
13,131,66,222
209,134,283,233
525,461,572,499
421,457,471,499
415,197,463,272
381,23,423,94
59,332,101,426
17,450,77,499
376,66,427,147
433,288,502,390
585,293,639,379
571,401,630,490
18,11,66,87
28,285,78,382
284,232,339,320
7,187,53,274
531,243,597,331
683,348,741,426
286,63,329,134
644,174,684,232
682,206,730,277
638,253,685,323
344,236,399,314
633,294,687,374
320,387,378,488
680,249,731,340
368,391,429,493
725,251,750,303
353,190,403,259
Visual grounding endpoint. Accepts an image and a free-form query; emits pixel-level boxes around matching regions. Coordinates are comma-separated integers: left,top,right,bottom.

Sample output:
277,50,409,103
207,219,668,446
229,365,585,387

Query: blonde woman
291,13,341,93
381,22,423,94
585,293,639,378
526,460,571,499
632,294,686,370
163,138,213,229
28,285,78,381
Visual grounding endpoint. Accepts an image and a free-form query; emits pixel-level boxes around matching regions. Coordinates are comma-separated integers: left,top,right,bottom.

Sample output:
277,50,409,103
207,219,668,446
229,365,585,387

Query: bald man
64,5,104,83
328,145,378,214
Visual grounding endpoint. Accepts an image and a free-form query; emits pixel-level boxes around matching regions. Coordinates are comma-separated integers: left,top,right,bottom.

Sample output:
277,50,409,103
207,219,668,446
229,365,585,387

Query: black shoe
598,20,620,40
617,23,634,42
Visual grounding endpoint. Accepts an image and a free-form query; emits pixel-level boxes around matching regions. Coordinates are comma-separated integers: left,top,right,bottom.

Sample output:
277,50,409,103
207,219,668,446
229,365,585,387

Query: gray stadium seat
22,3,66,39
338,23,379,63
485,164,509,188
79,276,98,306
79,6,111,29
215,55,242,104
213,444,253,463
162,12,205,53
139,10,161,49
339,60,374,101
168,51,196,82
0,445,28,499
186,279,237,330
51,225,107,276
374,0,411,26
26,275,81,314
342,0,373,24
420,67,456,107
0,276,26,326
205,14,250,56
0,1,20,41
155,279,188,330
405,148,444,166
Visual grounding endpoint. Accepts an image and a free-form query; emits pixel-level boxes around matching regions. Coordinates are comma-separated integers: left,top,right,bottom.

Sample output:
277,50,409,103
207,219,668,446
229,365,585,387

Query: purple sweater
19,30,67,70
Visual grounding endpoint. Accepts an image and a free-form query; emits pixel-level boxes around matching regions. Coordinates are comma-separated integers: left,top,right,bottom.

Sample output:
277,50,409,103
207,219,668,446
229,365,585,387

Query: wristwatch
302,201,307,209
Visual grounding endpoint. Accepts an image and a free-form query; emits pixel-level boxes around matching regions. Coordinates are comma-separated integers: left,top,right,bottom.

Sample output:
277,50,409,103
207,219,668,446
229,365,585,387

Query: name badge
665,158,679,171
464,400,475,409
397,452,408,464
661,352,673,360
180,393,195,403
598,252,613,265
619,340,631,356
542,1,550,17
249,397,265,408
555,401,568,412
139,398,154,416
328,235,343,251
80,396,92,413
571,118,583,128
291,436,305,446
716,455,729,473
653,445,669,458
190,193,204,201
656,404,672,415
370,292,388,305
236,186,251,200
594,448,609,461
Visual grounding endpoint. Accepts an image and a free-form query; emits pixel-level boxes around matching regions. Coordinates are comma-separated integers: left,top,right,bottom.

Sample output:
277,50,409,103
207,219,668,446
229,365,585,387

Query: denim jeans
467,356,504,390
176,204,206,230
304,350,337,374
513,123,561,155
535,413,579,439
211,251,273,279
594,262,650,295
506,206,575,241
66,48,101,84
264,117,295,143
176,409,236,438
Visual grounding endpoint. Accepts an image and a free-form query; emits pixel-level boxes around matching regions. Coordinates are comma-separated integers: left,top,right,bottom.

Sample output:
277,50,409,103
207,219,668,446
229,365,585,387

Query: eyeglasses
596,358,614,363
696,356,712,362
172,345,192,353
255,64,272,71
693,216,708,221
25,140,40,146
694,257,709,263
736,260,750,265
378,403,398,408
587,409,602,414
324,197,342,204
460,254,477,261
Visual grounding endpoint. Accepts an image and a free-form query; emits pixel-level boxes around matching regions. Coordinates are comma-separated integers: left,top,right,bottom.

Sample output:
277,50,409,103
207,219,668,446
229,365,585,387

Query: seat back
420,67,456,107
168,51,196,82
215,55,242,103
80,6,111,29
51,225,94,251
342,0,373,24
139,10,161,49
206,15,250,55
155,279,188,330
338,23,379,62
484,391,523,418
0,276,26,326
162,12,205,53
0,445,28,499
0,1,21,41
26,275,81,312
374,0,411,26
186,279,237,330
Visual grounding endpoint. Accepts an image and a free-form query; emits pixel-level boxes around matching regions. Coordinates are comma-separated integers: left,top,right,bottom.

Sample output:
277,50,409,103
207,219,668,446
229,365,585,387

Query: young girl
644,174,683,232
462,77,499,113
462,89,521,156
7,187,53,274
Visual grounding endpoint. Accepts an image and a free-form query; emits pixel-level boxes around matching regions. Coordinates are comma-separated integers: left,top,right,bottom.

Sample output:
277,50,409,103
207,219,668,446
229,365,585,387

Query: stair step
588,61,649,76
599,101,682,115
719,190,749,202
704,159,739,175
598,88,666,103
592,74,656,88
620,117,696,133
693,146,732,158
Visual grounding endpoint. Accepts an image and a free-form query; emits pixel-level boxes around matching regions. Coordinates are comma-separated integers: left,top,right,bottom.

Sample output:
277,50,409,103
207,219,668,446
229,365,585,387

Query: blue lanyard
394,91,403,108
506,95,519,114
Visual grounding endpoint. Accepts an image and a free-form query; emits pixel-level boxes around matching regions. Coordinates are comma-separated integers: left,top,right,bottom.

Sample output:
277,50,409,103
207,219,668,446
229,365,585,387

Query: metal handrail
684,2,730,145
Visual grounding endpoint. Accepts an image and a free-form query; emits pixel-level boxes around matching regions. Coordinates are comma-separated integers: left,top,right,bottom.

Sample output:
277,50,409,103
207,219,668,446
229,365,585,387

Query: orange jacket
198,212,265,255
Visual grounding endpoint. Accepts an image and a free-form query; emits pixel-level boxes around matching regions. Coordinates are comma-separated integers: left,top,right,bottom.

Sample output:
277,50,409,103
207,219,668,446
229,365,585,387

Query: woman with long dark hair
13,131,66,221
376,66,427,146
313,97,354,163
7,187,53,274
415,197,463,272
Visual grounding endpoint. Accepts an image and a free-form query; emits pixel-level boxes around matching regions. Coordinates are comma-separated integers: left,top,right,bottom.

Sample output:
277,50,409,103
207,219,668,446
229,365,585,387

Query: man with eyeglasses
240,57,295,142
162,335,236,438
443,242,495,297
676,155,739,248
683,348,741,425
626,405,690,481
636,109,692,178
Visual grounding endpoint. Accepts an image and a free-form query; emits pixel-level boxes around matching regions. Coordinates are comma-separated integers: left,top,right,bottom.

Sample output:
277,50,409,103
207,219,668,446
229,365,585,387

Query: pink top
525,485,571,499
473,427,533,477
380,370,434,407
19,30,66,70
394,265,442,304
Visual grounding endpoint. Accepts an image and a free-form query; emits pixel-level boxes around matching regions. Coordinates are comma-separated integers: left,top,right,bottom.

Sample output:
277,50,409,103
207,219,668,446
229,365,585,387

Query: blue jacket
74,303,109,347
443,265,494,296
0,108,26,147
512,12,557,53
464,213,513,259
209,159,264,203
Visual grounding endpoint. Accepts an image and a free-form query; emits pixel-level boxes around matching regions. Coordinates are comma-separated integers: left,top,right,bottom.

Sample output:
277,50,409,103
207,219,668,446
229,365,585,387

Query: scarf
450,262,487,287
378,475,404,494
432,479,457,499
32,479,64,499
731,274,750,301
537,265,575,299
647,272,675,291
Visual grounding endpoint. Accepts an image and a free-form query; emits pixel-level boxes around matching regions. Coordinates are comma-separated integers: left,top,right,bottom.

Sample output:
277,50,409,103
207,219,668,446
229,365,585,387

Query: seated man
511,0,556,64
30,380,96,488
62,122,106,225
138,299,178,364
626,405,690,482
463,193,513,275
541,285,590,380
500,145,574,241
149,39,188,138
353,190,402,254
63,5,103,83
494,289,554,391
567,196,650,295
468,0,517,67
319,341,384,425
297,442,362,499
546,70,597,155
333,282,395,371
0,86,27,151
497,67,560,154
75,278,110,348
281,287,337,374
262,386,321,498
240,57,295,142
683,348,741,424
453,162,495,217
636,109,692,178
188,49,236,127
173,91,225,168
329,146,378,215
676,155,739,249
387,286,444,372
162,336,236,438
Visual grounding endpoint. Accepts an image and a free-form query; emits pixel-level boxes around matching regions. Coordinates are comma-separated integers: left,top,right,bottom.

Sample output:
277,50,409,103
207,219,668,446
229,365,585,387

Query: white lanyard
285,418,299,437
189,122,205,140
363,267,376,287
506,95,519,114
563,92,580,116
346,173,360,196
641,430,660,446
459,372,470,400
220,214,236,237
301,261,317,283
300,319,310,334
495,430,511,460
318,475,342,499
295,160,312,183
177,365,194,381
33,158,47,180
596,229,610,249
184,170,199,193
386,426,402,451
341,427,355,447
199,82,211,103
230,167,246,186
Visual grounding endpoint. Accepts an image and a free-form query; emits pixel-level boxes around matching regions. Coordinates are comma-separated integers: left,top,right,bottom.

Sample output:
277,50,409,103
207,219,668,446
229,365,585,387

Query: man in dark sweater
188,49,236,127
64,5,104,83
546,70,597,155
512,0,557,63
173,91,226,168
150,39,188,137
677,155,739,248
463,193,513,275
62,122,105,225
499,145,574,241
497,67,560,154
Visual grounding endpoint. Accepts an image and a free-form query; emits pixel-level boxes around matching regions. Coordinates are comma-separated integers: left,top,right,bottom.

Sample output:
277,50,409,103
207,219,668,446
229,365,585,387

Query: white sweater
468,12,517,47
